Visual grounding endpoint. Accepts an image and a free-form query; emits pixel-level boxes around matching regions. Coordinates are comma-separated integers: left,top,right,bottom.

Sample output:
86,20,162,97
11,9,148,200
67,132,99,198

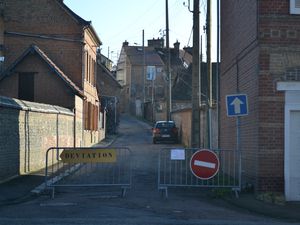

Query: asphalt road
0,114,297,225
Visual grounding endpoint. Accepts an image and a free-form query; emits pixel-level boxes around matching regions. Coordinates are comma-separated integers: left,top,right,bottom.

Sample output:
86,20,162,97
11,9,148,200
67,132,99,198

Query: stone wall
172,107,218,149
0,96,78,182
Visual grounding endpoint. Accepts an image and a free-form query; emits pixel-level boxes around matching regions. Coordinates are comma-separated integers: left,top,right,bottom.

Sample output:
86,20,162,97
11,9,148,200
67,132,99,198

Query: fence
45,147,132,198
158,148,241,198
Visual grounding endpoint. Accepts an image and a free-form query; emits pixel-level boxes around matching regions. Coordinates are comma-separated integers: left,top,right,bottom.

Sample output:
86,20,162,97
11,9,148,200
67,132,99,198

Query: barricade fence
45,147,132,198
158,148,241,198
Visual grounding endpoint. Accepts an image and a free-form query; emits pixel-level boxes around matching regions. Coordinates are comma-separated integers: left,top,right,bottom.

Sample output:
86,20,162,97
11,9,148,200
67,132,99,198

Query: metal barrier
45,147,132,198
158,148,241,198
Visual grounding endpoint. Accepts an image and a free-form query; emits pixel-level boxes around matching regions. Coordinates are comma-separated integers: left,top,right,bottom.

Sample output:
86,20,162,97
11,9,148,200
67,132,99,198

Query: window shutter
290,0,300,14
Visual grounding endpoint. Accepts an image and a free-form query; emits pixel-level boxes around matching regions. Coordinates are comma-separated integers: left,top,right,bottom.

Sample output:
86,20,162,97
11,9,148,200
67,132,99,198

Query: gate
158,148,241,198
45,147,132,198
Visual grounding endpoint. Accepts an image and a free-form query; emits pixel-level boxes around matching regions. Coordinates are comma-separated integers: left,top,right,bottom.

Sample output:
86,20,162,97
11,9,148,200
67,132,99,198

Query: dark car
152,121,178,144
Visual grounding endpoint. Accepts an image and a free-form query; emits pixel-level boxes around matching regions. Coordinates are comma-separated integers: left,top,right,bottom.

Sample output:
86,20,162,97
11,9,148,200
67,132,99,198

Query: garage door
287,111,300,201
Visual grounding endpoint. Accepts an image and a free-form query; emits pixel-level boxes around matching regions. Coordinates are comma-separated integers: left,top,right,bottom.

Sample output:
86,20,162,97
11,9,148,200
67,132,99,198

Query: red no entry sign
190,149,220,180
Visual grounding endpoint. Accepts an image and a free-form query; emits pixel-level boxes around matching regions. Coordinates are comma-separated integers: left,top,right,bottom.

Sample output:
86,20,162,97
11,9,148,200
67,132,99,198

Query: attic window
290,0,300,14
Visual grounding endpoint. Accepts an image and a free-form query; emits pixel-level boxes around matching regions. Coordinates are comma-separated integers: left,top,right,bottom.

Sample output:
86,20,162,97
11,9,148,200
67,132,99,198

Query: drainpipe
73,107,76,148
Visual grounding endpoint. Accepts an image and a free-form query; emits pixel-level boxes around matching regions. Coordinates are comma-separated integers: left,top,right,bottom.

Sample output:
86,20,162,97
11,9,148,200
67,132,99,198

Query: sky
64,0,217,64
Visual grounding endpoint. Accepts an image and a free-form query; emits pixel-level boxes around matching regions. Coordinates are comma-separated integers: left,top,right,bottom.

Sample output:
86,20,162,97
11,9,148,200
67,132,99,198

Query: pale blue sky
64,0,216,63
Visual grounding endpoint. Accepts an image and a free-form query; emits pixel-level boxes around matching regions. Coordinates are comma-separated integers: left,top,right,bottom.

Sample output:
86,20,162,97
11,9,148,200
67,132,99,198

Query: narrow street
0,115,296,225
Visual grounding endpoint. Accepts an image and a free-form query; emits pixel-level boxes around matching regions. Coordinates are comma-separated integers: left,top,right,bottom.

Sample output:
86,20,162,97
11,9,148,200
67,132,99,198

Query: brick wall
3,0,84,88
221,0,300,192
172,108,191,147
220,0,261,190
257,0,298,192
172,108,218,148
0,96,79,182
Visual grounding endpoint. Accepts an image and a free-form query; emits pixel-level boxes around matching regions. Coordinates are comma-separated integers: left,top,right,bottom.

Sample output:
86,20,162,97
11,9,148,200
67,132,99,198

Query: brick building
220,0,300,200
117,40,165,121
117,38,195,122
0,0,103,146
97,55,122,134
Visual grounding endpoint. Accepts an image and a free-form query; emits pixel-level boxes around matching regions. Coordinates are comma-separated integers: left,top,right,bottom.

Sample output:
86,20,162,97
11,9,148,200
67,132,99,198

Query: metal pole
143,30,146,118
217,0,220,149
166,0,171,121
206,0,212,149
237,117,242,191
191,0,200,148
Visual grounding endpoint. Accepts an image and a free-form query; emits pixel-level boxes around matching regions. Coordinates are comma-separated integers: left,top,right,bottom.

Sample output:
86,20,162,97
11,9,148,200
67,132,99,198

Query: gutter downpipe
73,107,76,148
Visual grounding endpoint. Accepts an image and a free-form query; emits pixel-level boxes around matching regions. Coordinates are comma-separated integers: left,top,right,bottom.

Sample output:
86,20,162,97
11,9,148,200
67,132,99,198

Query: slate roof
156,48,183,66
97,62,122,88
56,0,101,45
0,44,84,98
124,46,164,66
56,0,91,26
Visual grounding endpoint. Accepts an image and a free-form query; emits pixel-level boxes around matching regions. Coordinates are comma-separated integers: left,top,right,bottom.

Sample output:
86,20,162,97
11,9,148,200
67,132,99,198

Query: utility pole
165,0,171,121
216,0,220,149
191,0,200,148
143,30,146,119
206,0,212,149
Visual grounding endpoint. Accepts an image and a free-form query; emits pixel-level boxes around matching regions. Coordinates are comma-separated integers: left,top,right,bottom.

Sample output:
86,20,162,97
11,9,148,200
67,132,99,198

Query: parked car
152,121,178,144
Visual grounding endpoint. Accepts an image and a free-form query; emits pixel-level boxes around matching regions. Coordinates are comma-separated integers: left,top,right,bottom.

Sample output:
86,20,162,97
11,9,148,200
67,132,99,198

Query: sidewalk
0,134,116,206
223,193,300,222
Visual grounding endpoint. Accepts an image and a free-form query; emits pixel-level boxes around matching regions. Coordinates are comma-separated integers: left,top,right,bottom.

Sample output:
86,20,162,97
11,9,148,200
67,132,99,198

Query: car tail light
153,128,160,134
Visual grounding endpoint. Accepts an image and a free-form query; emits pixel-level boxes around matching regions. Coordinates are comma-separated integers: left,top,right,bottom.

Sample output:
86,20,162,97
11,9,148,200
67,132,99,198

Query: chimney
123,40,129,47
174,41,180,57
148,38,164,48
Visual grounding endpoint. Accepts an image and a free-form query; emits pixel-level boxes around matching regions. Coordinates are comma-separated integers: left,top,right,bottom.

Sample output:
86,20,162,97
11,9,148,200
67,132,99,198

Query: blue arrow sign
226,94,248,117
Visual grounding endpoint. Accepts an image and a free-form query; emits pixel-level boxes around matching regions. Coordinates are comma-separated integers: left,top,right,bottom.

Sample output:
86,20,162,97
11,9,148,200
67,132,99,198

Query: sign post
190,149,220,180
226,93,248,191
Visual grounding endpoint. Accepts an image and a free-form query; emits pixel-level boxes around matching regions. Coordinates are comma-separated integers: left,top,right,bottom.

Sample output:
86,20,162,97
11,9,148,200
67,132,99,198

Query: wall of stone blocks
0,96,78,182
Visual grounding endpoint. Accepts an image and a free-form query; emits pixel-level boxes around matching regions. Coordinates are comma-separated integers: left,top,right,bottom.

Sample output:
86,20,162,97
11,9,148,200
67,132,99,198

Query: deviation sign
60,149,116,163
190,149,220,180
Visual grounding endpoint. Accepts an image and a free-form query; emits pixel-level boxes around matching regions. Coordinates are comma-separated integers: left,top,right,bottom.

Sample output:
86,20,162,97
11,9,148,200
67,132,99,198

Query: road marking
194,160,216,169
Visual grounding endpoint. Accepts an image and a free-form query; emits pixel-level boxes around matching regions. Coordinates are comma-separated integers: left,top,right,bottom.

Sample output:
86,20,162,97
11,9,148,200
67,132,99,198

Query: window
290,0,300,14
85,53,96,86
18,72,34,101
84,101,99,131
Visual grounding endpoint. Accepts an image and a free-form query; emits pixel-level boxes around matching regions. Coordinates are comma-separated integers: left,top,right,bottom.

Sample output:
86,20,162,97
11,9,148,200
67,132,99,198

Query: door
18,72,34,101
287,111,300,201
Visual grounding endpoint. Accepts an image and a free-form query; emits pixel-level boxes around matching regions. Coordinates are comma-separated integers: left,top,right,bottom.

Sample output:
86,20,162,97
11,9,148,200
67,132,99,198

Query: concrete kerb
223,193,300,222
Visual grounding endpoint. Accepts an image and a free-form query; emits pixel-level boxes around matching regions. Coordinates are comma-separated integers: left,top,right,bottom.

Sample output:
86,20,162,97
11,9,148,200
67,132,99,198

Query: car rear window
156,122,175,128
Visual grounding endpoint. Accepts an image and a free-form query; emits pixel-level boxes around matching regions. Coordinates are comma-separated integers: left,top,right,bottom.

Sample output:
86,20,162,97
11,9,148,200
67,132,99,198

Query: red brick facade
220,0,300,192
0,0,103,146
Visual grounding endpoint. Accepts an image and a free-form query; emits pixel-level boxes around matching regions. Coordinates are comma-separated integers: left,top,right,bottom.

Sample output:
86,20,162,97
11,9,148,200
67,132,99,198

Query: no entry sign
190,149,220,180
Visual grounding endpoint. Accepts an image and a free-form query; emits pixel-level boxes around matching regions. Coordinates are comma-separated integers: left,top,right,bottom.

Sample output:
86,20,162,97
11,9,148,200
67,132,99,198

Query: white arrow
230,97,244,114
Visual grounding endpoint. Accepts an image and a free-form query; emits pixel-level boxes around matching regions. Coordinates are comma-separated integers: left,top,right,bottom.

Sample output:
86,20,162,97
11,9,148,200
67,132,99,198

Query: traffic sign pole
226,93,247,193
237,117,242,191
